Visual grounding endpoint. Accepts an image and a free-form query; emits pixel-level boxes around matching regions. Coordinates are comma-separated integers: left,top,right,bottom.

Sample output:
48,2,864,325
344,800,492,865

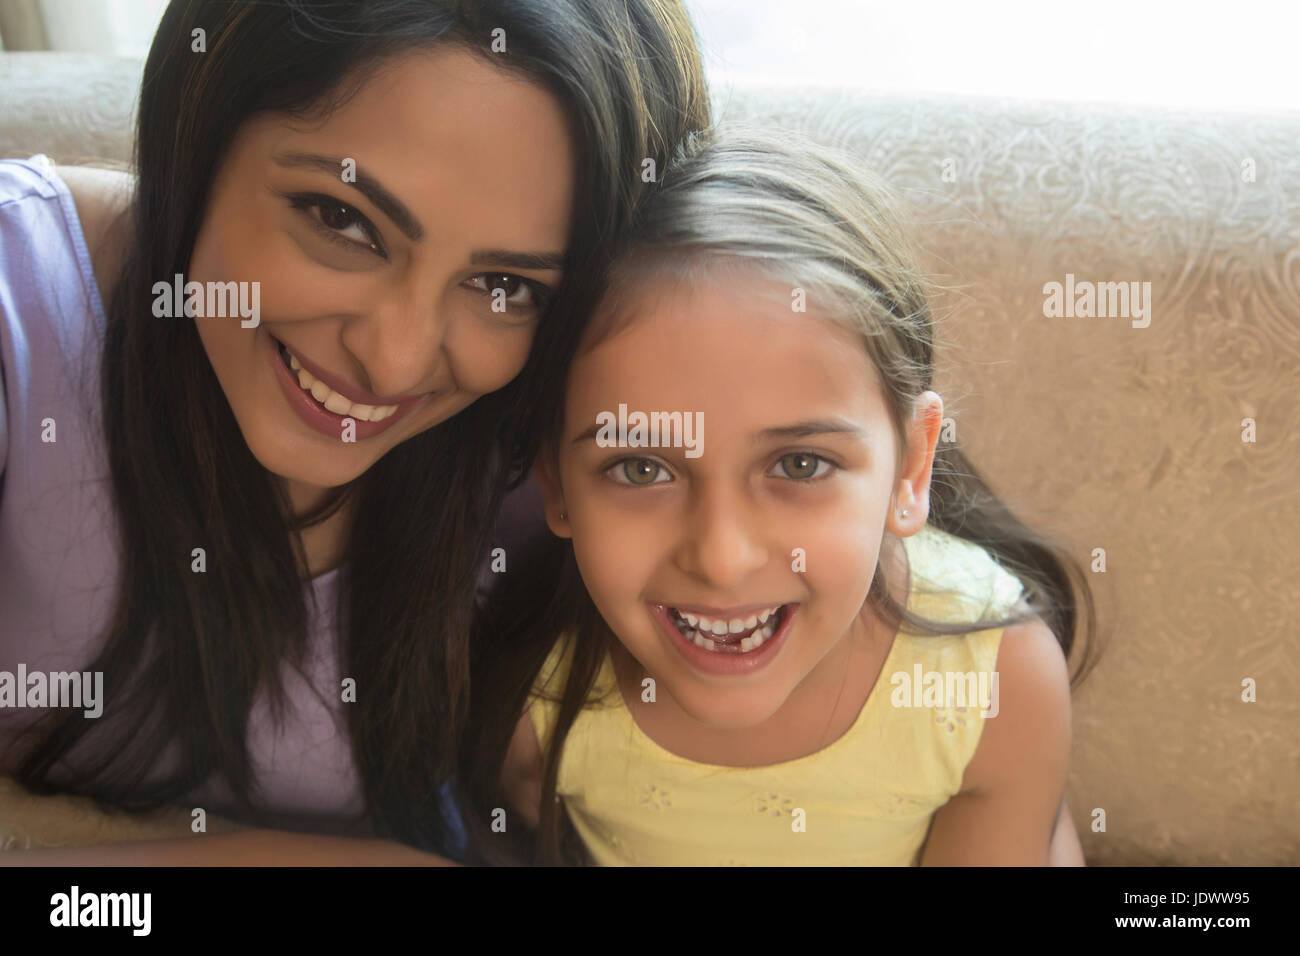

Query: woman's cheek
445,318,537,395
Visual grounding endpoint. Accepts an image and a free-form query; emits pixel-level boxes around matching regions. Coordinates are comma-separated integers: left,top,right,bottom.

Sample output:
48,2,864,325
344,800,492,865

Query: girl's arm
500,710,544,832
920,616,1073,865
1048,798,1085,866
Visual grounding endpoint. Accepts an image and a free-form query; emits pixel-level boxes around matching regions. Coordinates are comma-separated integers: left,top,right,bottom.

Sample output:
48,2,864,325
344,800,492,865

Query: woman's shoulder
0,157,132,322
54,164,134,301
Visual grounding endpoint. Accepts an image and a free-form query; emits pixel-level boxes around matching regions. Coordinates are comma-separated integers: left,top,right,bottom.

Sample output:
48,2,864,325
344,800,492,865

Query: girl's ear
533,444,573,539
888,390,944,537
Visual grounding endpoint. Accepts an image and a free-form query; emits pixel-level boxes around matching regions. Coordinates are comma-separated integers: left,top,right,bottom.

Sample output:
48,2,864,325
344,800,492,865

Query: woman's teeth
282,346,398,423
669,605,784,654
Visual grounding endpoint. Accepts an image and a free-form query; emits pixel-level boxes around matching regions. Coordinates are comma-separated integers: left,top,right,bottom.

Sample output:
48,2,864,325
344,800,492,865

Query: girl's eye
606,458,671,486
771,452,834,481
289,194,384,256
465,273,551,311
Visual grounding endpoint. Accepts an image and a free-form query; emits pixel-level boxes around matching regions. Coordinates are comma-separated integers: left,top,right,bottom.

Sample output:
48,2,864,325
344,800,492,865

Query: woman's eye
771,452,833,480
466,273,549,310
606,458,671,486
289,194,383,255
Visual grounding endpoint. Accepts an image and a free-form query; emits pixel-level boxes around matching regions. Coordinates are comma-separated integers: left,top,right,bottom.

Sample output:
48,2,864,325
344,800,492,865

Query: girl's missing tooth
463,126,1097,866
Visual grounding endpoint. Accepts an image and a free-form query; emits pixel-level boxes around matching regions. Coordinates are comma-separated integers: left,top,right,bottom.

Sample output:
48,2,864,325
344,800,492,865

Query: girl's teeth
673,606,784,654
285,349,399,423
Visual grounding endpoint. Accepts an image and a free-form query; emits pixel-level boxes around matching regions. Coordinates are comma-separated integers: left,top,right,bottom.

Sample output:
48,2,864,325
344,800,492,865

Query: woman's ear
533,445,572,539
887,390,944,537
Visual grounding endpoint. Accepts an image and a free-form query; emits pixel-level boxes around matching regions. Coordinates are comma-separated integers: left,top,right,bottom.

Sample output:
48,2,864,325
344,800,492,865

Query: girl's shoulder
901,523,1028,628
526,632,622,752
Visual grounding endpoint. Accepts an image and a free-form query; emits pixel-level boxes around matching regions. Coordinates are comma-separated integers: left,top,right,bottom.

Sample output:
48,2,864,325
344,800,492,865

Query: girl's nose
675,482,769,590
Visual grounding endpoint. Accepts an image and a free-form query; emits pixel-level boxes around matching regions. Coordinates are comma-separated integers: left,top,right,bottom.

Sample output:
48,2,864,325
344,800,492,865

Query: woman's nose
340,281,449,399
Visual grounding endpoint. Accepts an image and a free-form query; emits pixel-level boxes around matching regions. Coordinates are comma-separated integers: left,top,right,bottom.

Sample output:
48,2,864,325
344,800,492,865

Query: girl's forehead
583,266,867,363
565,270,890,432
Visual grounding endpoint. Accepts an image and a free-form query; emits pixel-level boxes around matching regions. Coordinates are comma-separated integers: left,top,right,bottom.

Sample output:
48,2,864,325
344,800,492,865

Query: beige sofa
2,52,1297,864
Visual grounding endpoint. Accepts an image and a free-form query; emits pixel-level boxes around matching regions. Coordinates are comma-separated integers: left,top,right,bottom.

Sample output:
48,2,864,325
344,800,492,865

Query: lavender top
0,156,468,851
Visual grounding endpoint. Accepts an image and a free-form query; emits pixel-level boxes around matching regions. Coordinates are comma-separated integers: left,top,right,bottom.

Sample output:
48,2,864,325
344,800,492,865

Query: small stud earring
559,510,567,520
899,509,909,518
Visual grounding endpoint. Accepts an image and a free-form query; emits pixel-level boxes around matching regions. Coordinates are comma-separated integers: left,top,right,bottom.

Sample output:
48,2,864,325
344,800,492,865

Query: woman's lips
263,329,428,440
281,337,416,408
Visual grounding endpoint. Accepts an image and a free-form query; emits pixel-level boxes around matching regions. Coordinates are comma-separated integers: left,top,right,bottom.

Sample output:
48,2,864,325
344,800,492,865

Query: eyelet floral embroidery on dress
933,704,970,734
754,791,795,817
877,793,931,816
596,823,639,862
636,783,672,811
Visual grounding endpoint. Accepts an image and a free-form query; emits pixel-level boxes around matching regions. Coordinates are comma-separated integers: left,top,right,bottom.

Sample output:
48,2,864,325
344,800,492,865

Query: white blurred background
1,0,1296,111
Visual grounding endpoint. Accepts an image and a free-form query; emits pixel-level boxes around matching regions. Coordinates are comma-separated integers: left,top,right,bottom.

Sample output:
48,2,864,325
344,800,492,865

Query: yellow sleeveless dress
526,524,1027,865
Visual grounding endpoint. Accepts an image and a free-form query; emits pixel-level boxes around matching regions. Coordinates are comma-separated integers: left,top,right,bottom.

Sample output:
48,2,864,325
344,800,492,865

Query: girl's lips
264,329,428,440
649,602,798,677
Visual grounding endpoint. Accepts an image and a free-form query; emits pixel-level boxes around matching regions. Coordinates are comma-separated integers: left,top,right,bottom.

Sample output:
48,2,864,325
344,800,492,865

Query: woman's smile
263,327,432,441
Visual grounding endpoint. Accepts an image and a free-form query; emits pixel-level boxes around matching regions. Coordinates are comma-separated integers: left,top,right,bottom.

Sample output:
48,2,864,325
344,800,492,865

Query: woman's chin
248,435,374,496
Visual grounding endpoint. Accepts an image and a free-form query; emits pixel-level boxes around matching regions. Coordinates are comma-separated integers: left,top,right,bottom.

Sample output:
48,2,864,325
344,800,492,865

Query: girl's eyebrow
757,419,866,442
569,418,866,445
273,151,566,271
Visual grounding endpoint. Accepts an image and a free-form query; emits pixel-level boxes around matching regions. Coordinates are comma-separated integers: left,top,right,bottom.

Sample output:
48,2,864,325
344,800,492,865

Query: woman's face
190,47,576,493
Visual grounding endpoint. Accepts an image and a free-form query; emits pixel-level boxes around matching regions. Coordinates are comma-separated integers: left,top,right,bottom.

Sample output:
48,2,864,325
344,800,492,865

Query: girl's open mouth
665,603,793,654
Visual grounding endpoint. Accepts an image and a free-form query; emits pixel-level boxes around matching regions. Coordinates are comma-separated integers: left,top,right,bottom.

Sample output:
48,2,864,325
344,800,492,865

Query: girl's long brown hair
461,126,1101,865
10,0,711,855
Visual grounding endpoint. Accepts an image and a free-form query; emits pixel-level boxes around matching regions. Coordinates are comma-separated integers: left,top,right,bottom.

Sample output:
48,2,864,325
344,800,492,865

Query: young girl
463,125,1095,865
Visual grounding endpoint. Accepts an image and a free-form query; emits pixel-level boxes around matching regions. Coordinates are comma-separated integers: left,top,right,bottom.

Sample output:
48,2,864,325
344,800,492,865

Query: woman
0,0,710,862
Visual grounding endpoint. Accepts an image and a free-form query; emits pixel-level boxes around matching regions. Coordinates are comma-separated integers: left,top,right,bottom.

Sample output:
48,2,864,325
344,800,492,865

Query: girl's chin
661,676,793,731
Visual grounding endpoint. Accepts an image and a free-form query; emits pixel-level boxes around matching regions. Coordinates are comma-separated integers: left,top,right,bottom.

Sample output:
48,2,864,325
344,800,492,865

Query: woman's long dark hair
11,0,710,854
460,127,1103,865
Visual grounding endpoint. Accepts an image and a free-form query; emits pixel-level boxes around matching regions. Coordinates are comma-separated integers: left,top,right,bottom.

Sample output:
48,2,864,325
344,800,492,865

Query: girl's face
539,268,943,731
190,47,576,495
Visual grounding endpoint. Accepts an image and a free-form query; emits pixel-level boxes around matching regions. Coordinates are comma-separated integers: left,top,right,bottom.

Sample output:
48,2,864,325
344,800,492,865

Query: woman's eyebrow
273,152,565,269
273,151,424,242
469,250,565,272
